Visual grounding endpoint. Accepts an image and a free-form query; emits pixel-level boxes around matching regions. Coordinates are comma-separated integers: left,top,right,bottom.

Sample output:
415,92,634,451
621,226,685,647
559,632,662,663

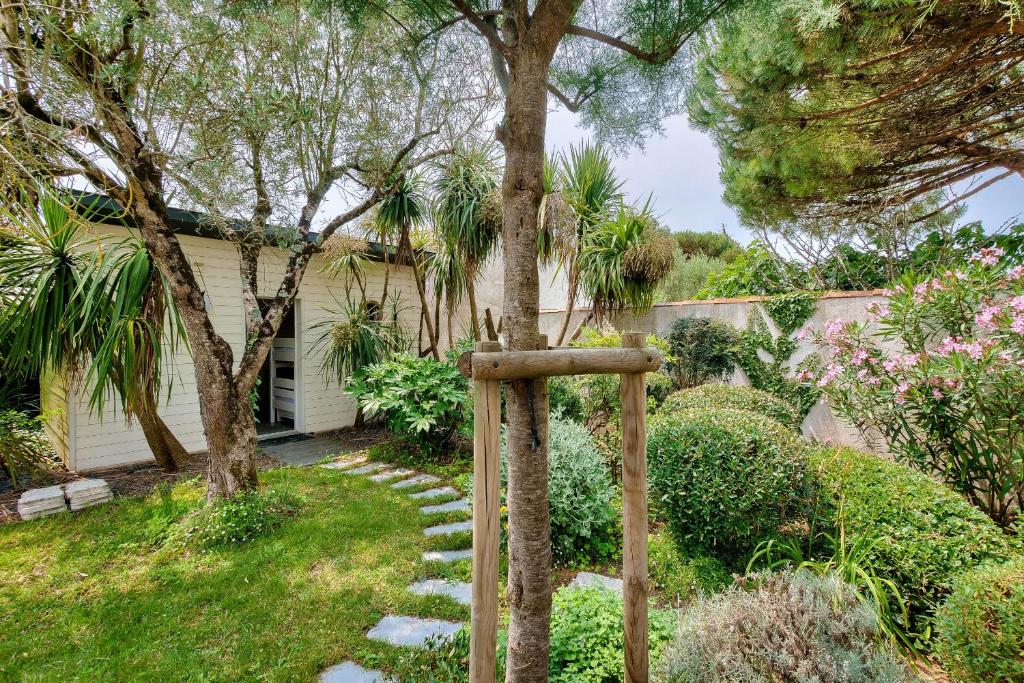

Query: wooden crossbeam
458,346,661,381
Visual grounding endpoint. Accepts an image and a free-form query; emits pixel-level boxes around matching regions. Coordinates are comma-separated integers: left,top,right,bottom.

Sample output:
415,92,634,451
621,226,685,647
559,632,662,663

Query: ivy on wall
735,291,820,418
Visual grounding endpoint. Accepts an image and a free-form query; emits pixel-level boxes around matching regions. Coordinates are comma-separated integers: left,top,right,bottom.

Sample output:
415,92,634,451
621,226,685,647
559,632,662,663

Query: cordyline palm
372,173,440,358
426,234,469,347
549,142,623,344
578,201,675,323
433,146,501,341
0,193,189,472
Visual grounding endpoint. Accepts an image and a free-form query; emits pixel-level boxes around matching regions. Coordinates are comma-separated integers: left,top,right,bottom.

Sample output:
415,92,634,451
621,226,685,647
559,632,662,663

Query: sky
545,107,1024,246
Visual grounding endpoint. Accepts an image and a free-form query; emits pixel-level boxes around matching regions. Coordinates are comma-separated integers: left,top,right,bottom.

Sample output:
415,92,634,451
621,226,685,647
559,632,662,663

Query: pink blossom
976,305,1001,331
932,388,944,400
796,369,814,382
963,340,985,359
866,302,890,321
851,348,869,366
894,381,910,404
817,363,844,387
1012,315,1024,335
1009,295,1024,313
824,319,848,338
883,357,901,373
970,246,1005,266
1007,265,1024,282
857,369,870,382
935,336,960,358
795,325,811,341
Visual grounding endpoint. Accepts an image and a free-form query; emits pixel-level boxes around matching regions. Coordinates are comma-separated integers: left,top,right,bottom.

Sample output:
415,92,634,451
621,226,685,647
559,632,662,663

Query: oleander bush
502,417,618,563
660,384,800,431
647,408,807,562
807,447,1020,630
549,586,675,683
654,570,916,683
933,557,1024,683
663,316,738,388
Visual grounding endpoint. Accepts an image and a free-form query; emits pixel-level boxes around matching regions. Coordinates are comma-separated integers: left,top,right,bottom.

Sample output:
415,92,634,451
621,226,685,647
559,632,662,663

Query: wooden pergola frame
461,332,662,683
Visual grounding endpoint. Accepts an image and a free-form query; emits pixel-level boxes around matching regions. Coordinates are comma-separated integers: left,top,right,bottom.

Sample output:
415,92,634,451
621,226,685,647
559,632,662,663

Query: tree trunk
467,273,482,341
398,227,441,360
135,392,189,472
500,55,554,683
197,370,260,500
553,283,577,346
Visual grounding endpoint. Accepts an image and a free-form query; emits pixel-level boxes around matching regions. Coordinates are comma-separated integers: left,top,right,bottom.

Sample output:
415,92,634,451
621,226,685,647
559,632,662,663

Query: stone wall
538,291,891,450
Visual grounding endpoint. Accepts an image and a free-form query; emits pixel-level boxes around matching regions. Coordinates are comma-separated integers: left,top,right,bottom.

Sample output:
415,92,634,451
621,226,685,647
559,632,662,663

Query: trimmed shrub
663,316,738,388
550,586,675,683
933,558,1024,683
502,417,617,563
654,570,915,682
808,447,1020,628
660,384,800,431
647,408,806,561
649,532,732,606
646,372,675,410
548,375,584,422
179,489,303,547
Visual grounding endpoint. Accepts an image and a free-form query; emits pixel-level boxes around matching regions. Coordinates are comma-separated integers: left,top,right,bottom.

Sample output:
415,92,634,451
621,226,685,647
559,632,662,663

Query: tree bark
398,227,441,359
467,273,482,341
135,392,189,472
500,50,555,683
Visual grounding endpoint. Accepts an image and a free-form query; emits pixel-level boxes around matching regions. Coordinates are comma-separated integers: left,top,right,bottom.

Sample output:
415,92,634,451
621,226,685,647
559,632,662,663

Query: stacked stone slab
17,485,67,520
65,479,113,511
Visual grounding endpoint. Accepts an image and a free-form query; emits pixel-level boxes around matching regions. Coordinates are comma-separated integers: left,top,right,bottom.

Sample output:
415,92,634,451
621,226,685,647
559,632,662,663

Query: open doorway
255,299,298,438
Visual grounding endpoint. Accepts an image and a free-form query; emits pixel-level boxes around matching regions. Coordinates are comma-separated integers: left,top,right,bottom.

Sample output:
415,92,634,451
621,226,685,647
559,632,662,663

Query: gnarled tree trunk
135,393,189,472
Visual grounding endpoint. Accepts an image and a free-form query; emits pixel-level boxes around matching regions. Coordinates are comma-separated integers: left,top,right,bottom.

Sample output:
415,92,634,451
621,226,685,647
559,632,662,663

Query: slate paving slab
368,468,414,483
366,615,463,648
408,579,472,606
320,455,368,471
569,572,624,594
65,478,113,511
419,498,471,515
17,485,67,520
391,474,440,490
423,520,473,537
422,549,473,563
319,661,388,683
408,486,460,500
344,463,386,475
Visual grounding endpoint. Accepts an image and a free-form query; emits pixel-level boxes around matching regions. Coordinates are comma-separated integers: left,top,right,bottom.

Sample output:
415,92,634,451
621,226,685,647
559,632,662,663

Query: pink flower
935,336,960,357
866,302,890,321
932,388,944,400
851,348,869,366
796,369,814,382
894,381,910,404
1009,296,1024,313
1007,265,1024,282
1012,315,1024,335
857,368,870,381
795,325,811,341
976,305,1001,331
963,340,984,359
970,246,1005,266
824,319,848,338
883,357,901,373
817,363,844,387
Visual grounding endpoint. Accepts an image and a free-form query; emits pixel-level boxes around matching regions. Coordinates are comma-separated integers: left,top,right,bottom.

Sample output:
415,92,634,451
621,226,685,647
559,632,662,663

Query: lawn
0,462,471,682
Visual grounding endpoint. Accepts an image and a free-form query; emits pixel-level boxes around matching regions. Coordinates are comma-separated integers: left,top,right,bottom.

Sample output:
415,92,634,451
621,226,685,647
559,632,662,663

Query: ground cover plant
0,466,467,680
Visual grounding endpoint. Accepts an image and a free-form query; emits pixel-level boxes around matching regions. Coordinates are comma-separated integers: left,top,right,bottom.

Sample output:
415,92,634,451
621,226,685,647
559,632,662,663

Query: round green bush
647,408,806,560
663,316,738,388
933,558,1024,682
660,383,800,430
654,570,915,682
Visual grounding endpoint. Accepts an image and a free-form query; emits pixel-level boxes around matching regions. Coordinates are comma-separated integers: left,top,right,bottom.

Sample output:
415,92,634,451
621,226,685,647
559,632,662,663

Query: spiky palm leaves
0,193,188,471
433,146,502,341
578,203,675,322
309,297,409,386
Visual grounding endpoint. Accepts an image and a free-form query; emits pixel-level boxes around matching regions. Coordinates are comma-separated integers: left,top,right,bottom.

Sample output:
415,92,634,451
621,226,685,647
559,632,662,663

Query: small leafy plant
178,489,303,548
0,410,54,486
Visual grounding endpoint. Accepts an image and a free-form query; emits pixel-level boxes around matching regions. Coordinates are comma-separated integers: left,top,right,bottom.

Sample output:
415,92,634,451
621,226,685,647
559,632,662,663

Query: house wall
65,226,420,471
537,290,891,450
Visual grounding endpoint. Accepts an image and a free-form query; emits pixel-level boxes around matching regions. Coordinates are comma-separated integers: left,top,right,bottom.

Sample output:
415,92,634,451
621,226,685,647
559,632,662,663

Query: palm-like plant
309,296,409,386
0,192,189,471
549,143,623,344
426,235,469,347
577,202,675,323
433,146,502,341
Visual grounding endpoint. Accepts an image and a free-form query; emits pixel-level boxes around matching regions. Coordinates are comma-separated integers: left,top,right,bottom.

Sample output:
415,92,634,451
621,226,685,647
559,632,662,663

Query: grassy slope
0,465,471,682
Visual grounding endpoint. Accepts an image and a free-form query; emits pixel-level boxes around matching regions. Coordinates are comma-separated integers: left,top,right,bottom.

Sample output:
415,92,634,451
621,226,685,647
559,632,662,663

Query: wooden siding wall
66,226,421,471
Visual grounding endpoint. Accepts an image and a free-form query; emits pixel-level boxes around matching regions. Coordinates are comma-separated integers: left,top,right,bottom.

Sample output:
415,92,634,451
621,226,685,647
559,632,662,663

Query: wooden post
620,332,649,683
470,340,502,683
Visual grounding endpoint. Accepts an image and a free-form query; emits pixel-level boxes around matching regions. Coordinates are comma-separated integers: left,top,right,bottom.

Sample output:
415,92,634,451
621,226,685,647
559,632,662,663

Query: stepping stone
17,486,67,520
319,661,388,683
368,468,414,483
391,474,440,490
344,463,386,475
424,520,473,537
569,571,624,595
420,498,471,515
408,579,472,606
408,486,460,500
320,455,368,471
423,549,473,563
366,615,463,648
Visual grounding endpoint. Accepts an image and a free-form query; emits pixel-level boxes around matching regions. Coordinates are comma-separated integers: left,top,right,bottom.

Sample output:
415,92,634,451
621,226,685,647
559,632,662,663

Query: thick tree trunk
196,369,260,500
500,56,554,683
135,392,189,472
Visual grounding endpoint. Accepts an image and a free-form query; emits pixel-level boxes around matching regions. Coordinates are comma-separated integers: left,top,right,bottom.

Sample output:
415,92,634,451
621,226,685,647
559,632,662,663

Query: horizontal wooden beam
458,347,662,381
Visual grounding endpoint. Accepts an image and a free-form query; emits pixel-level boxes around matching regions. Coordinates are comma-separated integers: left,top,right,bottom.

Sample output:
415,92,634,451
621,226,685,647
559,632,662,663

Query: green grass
0,465,471,682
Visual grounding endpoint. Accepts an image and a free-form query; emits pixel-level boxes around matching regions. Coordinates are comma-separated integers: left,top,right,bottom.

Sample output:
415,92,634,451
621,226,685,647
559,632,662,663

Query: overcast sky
545,107,1024,246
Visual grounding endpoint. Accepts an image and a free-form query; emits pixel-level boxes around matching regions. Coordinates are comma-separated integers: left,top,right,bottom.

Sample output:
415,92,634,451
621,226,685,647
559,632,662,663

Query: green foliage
657,252,728,302
807,447,1021,633
549,586,675,683
647,408,807,562
660,384,799,431
387,628,475,683
699,242,803,298
933,558,1024,683
547,375,584,422
654,570,916,683
649,533,732,607
644,371,675,410
177,489,303,548
349,353,469,453
309,297,409,386
735,292,820,419
662,316,738,388
503,417,617,564
671,230,740,262
0,410,54,486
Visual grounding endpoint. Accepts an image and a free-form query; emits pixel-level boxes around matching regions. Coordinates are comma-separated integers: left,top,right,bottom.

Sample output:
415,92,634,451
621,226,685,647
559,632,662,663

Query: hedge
659,384,800,431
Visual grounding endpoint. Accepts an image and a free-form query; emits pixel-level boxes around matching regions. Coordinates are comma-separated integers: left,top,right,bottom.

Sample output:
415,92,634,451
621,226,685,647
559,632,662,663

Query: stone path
316,456,473,681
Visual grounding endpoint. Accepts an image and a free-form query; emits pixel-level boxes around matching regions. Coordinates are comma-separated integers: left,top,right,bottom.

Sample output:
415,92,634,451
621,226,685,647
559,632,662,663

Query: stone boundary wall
538,291,890,450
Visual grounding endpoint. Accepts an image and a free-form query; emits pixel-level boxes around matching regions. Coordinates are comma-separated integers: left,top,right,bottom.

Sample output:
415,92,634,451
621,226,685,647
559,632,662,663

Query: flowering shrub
808,250,1024,527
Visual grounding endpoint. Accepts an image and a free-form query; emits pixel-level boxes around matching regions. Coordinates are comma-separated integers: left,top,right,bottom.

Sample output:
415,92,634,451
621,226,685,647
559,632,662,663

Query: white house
41,198,425,472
